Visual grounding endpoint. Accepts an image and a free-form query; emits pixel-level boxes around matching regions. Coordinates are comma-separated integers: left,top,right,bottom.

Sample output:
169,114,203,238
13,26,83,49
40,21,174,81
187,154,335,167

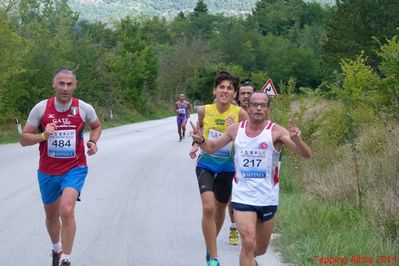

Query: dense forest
67,0,335,22
1,0,398,123
1,0,398,262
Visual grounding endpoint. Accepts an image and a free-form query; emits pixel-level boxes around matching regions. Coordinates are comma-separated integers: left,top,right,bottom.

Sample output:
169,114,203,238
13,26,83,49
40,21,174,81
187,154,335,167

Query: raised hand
288,117,301,142
189,121,204,143
189,121,203,159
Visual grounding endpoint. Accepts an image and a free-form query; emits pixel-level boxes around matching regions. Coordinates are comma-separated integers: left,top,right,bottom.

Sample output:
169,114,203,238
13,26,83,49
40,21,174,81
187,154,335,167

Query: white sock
61,253,71,261
52,241,62,253
230,223,237,229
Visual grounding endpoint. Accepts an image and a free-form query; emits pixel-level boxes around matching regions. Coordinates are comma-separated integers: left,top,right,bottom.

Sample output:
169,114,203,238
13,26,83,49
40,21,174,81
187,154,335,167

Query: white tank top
232,120,281,206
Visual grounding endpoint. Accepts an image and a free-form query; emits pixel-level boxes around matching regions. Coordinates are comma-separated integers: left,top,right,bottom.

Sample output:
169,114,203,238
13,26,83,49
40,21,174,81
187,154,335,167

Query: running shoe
60,259,71,266
229,227,239,245
179,136,183,142
208,258,220,266
51,250,61,266
206,250,210,263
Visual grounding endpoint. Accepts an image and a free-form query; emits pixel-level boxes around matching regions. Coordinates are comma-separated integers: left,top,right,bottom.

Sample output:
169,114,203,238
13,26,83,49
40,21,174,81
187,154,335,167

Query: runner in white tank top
233,120,281,207
190,92,311,266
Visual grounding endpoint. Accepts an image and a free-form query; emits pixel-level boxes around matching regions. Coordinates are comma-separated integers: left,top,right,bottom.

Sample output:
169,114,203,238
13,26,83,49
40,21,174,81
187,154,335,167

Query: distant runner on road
175,93,192,142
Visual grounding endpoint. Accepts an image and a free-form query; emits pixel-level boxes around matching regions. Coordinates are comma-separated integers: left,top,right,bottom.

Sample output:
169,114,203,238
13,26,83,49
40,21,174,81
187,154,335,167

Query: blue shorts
37,166,88,204
232,202,278,223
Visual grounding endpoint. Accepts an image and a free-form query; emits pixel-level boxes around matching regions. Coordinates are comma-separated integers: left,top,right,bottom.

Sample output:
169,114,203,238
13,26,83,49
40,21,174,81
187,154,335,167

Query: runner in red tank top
39,97,87,175
20,67,102,266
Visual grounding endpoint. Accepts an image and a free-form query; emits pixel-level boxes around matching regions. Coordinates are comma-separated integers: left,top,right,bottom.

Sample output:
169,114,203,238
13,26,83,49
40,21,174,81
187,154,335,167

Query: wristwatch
195,136,205,145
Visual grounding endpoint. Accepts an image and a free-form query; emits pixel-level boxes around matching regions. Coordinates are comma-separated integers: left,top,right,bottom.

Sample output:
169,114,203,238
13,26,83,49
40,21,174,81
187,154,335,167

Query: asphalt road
0,116,284,266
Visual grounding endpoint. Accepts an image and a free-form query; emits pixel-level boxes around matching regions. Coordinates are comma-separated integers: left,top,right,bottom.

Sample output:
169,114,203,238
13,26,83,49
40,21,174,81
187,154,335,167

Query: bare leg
59,188,79,255
181,120,187,137
177,123,182,139
255,216,275,256
214,200,227,236
44,198,61,246
201,191,218,258
228,199,235,224
235,210,258,266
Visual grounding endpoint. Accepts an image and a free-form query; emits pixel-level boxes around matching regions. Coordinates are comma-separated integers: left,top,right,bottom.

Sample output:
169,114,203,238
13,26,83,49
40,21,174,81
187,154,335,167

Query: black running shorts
196,167,234,204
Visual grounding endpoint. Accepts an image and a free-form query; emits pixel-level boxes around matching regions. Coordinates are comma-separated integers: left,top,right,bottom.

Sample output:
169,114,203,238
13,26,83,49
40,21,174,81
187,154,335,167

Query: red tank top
39,97,87,175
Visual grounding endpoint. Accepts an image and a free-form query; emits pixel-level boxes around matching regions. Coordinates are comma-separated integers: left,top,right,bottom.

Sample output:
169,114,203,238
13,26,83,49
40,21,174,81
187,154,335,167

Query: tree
377,36,399,119
209,17,259,71
10,0,79,116
140,16,171,45
0,13,28,123
1,0,19,12
177,10,185,19
156,37,219,102
256,34,322,88
323,0,399,76
107,17,159,113
193,0,208,16
247,0,307,37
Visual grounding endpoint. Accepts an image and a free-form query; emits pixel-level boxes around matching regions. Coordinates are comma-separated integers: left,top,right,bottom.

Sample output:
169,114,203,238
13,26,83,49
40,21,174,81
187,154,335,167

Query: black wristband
88,139,97,145
195,136,205,145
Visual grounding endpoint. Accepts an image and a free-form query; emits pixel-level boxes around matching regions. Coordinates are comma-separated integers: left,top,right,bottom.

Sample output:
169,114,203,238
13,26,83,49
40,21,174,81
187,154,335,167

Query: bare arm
189,105,205,159
274,123,312,159
190,121,237,154
20,122,56,146
86,118,102,156
174,103,178,114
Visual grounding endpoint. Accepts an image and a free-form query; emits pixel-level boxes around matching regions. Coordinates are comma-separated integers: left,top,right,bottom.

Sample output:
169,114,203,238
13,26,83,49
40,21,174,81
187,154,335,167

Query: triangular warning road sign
261,79,278,96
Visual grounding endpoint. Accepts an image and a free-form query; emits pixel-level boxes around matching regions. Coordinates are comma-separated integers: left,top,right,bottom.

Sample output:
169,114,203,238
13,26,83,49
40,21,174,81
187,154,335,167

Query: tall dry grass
272,97,398,265
295,98,399,242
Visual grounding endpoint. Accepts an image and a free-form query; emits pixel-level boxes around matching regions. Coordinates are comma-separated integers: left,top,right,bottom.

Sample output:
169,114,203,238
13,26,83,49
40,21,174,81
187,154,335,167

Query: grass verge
274,192,399,265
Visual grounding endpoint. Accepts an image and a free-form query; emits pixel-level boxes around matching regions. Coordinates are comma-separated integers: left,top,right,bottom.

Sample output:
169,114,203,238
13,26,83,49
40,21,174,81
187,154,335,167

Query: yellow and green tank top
197,103,241,173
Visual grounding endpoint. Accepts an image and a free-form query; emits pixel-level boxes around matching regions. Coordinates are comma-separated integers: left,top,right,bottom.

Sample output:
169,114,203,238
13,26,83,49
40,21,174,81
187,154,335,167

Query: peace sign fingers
288,117,301,142
190,121,199,134
190,121,203,143
288,117,298,129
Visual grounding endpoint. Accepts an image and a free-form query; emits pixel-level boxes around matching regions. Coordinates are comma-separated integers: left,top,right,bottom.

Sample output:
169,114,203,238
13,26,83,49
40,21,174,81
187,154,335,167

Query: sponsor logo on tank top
259,142,268,149
215,119,225,126
51,117,72,125
71,107,77,116
240,149,266,158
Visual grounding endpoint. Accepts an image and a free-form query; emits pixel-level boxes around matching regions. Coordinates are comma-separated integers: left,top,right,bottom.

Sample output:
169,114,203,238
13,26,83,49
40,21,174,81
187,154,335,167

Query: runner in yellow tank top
198,103,241,172
189,71,249,266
